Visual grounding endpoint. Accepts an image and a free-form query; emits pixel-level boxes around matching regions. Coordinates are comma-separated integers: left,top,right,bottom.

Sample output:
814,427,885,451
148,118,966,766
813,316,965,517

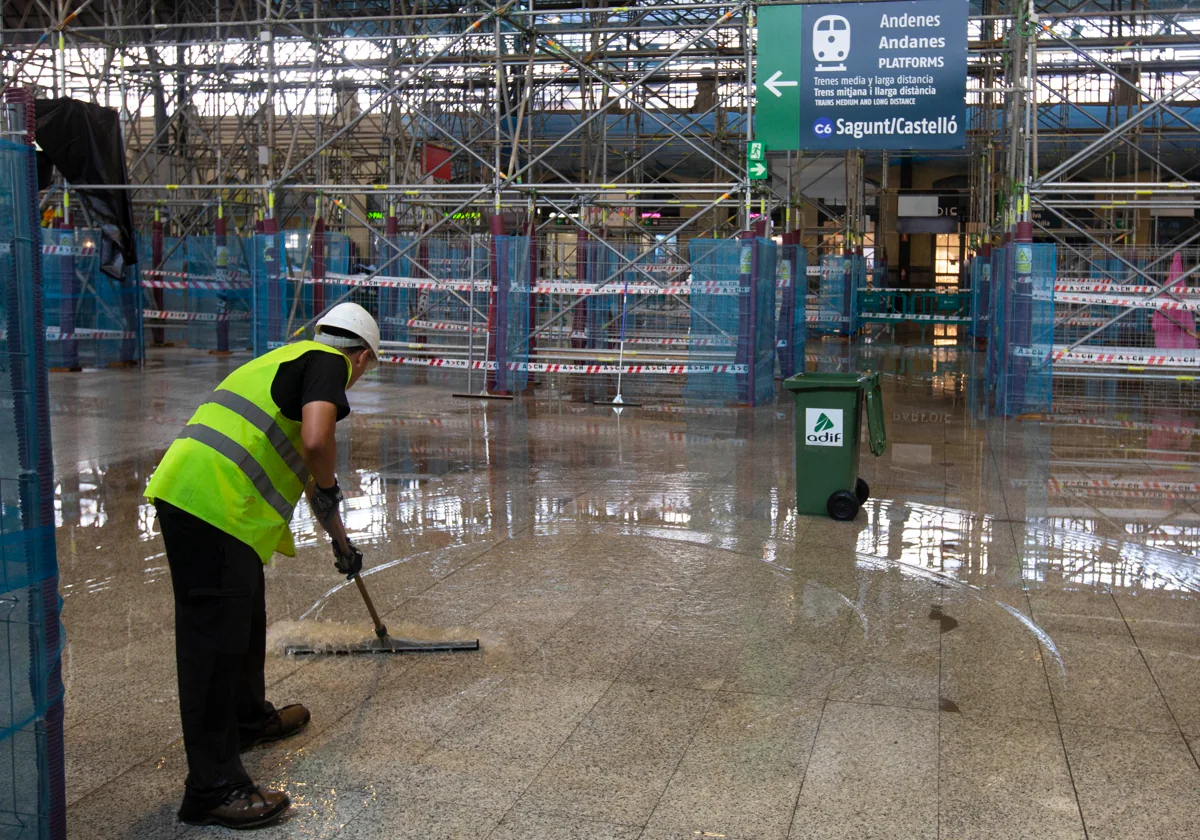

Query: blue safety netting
139,233,252,352
685,237,775,404
985,245,1009,395
488,235,530,392
179,235,252,351
997,243,1056,416
968,252,991,339
775,244,807,378
373,235,416,345
250,232,286,354
0,137,66,840
41,228,140,369
816,255,857,335
423,237,484,346
686,238,741,403
751,238,778,403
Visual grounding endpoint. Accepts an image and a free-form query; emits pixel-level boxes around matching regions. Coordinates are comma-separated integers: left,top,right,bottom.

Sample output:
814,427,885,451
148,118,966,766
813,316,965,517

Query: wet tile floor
55,342,1200,839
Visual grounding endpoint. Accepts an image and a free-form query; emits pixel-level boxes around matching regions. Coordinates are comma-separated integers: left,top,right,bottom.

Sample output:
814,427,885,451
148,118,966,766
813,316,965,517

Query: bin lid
782,371,876,392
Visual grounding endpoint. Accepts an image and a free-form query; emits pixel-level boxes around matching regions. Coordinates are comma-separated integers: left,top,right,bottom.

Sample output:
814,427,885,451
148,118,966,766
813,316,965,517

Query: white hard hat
315,302,380,369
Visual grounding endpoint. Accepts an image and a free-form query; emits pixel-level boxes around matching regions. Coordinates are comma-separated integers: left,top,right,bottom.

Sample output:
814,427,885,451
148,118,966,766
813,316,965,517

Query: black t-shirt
271,350,351,423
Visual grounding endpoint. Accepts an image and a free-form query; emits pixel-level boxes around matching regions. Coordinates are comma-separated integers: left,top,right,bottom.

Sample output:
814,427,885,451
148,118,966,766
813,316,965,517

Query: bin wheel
827,490,860,521
855,478,870,504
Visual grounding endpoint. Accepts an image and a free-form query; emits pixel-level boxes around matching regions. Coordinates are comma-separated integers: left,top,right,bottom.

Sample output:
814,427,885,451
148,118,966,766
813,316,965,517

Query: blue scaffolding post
0,88,67,840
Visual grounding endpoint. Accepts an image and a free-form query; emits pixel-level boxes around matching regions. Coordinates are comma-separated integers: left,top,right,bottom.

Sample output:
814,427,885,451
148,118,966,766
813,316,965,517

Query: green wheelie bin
783,371,887,521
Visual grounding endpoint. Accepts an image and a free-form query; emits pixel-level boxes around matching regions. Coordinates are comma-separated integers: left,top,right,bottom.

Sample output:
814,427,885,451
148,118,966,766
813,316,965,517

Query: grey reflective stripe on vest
178,424,294,522
206,389,309,486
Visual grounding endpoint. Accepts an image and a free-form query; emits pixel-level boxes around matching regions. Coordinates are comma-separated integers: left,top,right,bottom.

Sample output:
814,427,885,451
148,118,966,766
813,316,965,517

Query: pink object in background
1152,252,1198,349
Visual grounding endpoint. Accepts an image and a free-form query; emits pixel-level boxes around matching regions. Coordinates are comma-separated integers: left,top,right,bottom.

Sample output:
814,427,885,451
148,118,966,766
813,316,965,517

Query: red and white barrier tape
39,328,138,341
1047,476,1200,493
1055,280,1200,295
517,362,746,374
1017,413,1200,436
142,309,251,322
304,273,488,292
41,244,96,256
1014,344,1200,368
143,269,249,281
0,243,98,256
528,281,743,296
1048,291,1200,311
308,272,744,296
397,318,487,333
142,278,252,290
860,312,969,322
377,355,747,374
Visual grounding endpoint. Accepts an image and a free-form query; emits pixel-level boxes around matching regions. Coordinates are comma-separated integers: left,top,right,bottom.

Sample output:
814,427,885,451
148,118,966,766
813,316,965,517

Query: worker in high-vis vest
145,302,380,830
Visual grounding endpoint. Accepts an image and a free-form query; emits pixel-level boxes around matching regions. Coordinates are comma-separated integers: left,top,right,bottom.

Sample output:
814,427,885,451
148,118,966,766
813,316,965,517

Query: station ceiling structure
2,1,1200,258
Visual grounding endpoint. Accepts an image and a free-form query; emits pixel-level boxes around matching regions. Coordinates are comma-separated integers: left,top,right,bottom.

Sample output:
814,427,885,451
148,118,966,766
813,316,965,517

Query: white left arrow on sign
764,70,798,98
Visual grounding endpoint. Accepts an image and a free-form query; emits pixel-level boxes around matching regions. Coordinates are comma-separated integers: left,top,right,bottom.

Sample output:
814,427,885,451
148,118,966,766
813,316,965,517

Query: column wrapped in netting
816,254,854,335
251,231,286,354
0,119,66,840
141,234,250,351
418,236,487,359
749,237,778,403
985,244,1009,394
1000,243,1056,416
308,230,356,323
374,234,414,345
775,238,807,379
487,235,530,393
849,251,865,334
968,245,991,340
685,238,742,403
41,227,141,368
183,235,251,351
503,235,530,391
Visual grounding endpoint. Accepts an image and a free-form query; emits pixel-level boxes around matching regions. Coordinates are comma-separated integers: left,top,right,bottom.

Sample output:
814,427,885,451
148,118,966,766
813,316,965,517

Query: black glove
333,540,363,579
311,481,343,528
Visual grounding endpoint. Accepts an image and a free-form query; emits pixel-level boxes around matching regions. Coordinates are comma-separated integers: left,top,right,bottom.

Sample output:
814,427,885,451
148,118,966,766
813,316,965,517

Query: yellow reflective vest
145,341,351,562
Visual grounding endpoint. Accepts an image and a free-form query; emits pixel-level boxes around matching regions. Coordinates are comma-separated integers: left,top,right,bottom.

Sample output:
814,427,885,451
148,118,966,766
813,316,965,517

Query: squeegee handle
352,574,389,638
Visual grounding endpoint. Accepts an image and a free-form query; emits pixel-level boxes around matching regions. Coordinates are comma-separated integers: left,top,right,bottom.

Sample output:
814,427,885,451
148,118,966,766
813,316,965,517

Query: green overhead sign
755,8,804,152
756,1,968,151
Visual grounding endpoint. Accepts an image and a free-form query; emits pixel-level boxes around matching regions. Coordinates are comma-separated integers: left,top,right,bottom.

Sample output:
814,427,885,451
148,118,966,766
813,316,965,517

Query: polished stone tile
288,657,509,787
1062,724,1200,840
332,795,504,840
647,692,822,840
65,745,190,840
65,699,182,805
517,680,713,825
490,809,642,840
790,701,938,840
401,673,610,810
1043,631,1175,732
940,717,1084,839
520,588,675,680
939,597,1057,721
1028,592,1177,732
824,581,942,711
616,590,772,690
724,586,858,699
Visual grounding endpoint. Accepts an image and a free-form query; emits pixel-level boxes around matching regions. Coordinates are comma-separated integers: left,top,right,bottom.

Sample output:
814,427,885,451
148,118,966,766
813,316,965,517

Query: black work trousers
156,500,277,807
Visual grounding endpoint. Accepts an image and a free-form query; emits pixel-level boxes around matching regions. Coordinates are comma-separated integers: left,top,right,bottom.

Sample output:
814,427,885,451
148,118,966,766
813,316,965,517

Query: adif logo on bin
805,408,844,446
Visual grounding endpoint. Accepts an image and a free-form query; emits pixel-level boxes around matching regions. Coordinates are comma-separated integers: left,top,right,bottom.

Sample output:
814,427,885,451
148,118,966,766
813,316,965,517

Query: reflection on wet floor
53,342,1200,840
